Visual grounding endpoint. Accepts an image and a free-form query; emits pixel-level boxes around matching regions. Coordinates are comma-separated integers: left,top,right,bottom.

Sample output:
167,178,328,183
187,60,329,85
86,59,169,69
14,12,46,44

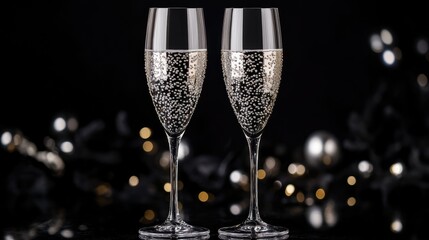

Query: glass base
139,220,210,239
218,219,289,239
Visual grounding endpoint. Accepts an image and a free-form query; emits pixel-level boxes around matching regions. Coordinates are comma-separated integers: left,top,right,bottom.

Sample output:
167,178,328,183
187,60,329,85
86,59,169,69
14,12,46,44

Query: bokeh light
60,229,74,239
304,131,340,168
163,183,171,192
307,206,323,229
381,29,393,45
347,197,356,206
198,191,209,202
391,218,403,233
417,73,428,88
142,141,154,152
390,162,404,176
358,160,373,177
284,184,295,197
67,117,79,131
230,204,242,215
296,192,305,203
416,38,428,55
60,141,74,153
159,151,170,168
382,50,395,65
370,34,383,53
347,176,356,186
288,163,306,176
129,176,139,187
53,117,66,132
257,169,266,180
144,209,155,221
315,188,325,200
1,131,12,146
139,127,152,139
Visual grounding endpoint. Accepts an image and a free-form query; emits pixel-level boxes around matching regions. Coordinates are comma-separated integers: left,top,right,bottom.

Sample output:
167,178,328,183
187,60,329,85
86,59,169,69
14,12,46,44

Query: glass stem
245,133,263,222
166,132,184,224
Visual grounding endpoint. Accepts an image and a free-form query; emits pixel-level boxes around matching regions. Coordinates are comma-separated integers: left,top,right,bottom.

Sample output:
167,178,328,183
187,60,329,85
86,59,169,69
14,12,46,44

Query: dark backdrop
5,0,427,146
1,0,429,239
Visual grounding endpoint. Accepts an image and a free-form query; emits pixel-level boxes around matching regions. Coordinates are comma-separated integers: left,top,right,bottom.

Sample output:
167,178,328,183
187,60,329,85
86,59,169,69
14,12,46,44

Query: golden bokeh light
198,191,209,202
285,184,295,197
129,175,139,187
315,188,325,200
163,183,171,192
139,127,152,139
347,176,356,186
142,141,154,152
296,192,305,203
257,169,266,180
95,184,112,197
144,209,155,221
347,197,356,206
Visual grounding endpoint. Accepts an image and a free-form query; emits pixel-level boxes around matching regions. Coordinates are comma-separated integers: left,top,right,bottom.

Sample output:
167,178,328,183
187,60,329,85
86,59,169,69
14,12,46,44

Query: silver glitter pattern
145,50,207,135
222,50,283,135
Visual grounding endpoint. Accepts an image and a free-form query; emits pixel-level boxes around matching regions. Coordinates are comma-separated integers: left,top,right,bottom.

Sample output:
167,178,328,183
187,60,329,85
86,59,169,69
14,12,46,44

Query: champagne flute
219,8,289,239
139,7,209,239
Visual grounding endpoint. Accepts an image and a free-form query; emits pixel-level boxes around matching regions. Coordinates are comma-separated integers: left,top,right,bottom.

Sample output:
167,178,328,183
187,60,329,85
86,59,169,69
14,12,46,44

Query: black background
2,0,428,146
5,0,426,145
1,0,429,239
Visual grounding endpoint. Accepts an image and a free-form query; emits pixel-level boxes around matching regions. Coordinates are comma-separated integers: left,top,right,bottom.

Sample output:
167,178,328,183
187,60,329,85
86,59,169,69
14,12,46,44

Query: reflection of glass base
218,219,289,239
139,220,210,239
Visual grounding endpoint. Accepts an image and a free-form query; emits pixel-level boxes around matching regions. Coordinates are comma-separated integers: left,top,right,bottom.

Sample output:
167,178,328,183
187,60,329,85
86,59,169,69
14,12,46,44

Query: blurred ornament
304,131,341,169
305,200,339,230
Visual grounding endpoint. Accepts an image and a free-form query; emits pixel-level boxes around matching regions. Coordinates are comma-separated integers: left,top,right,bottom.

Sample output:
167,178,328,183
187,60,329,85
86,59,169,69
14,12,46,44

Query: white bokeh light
381,29,393,45
230,204,242,215
390,162,404,176
307,206,323,229
382,50,395,65
417,74,428,88
60,141,74,153
358,160,373,177
1,131,12,146
308,137,323,156
54,117,67,132
370,34,383,53
230,170,242,183
391,219,403,233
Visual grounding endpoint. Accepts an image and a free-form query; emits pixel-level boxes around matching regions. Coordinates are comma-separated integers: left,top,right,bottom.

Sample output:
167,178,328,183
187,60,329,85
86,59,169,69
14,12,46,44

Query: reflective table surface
2,189,428,240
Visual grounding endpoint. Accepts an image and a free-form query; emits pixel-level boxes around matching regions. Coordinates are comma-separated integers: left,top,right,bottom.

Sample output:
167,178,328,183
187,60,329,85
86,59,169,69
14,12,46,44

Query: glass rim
225,7,279,10
148,7,203,10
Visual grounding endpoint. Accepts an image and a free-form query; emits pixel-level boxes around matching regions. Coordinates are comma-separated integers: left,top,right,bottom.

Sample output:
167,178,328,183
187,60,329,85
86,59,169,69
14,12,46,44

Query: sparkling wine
145,50,207,135
222,50,283,136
